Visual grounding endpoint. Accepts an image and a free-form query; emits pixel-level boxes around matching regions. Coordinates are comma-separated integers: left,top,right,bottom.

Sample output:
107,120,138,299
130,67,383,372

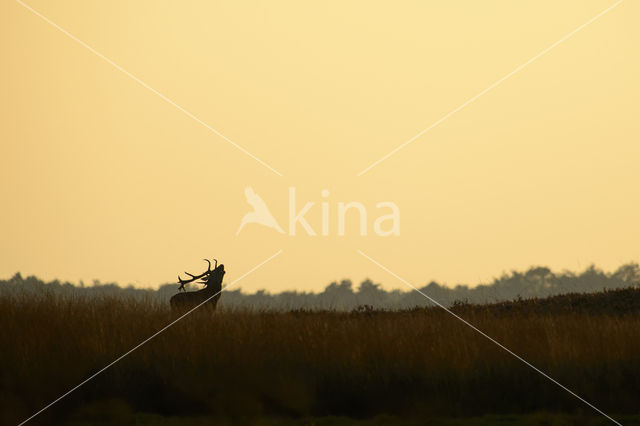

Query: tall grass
2,288,640,424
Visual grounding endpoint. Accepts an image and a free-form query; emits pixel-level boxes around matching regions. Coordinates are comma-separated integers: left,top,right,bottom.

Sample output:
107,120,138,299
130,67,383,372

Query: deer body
170,259,225,312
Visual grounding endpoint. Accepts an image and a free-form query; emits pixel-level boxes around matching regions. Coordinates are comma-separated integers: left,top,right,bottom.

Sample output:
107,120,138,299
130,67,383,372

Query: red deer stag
170,259,225,312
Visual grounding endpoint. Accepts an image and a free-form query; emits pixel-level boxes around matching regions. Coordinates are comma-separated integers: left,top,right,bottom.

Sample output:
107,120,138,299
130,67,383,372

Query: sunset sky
1,0,638,293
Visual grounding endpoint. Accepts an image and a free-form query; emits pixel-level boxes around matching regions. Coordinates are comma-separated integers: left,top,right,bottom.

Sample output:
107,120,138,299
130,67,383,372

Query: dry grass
2,289,640,425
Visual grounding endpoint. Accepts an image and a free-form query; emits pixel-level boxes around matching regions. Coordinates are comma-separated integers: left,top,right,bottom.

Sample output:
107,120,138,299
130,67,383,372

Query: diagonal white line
18,249,283,426
357,0,625,176
16,0,283,177
357,249,622,426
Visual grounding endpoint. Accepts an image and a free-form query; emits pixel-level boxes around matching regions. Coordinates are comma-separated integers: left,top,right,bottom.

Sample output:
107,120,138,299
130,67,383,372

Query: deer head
177,258,222,291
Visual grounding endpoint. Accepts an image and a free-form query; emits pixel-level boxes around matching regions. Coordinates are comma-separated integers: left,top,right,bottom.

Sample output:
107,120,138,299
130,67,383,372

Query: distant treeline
2,262,639,310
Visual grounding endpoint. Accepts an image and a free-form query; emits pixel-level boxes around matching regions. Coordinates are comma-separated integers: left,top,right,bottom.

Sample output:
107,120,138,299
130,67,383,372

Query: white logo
236,187,285,235
237,187,400,237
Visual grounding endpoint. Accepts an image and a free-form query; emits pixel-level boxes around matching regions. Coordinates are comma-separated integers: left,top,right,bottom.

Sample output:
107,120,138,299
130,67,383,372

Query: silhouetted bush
2,262,638,311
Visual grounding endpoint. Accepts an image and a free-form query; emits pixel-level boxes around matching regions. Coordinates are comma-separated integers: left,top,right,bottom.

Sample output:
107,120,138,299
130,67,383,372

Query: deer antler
178,259,213,287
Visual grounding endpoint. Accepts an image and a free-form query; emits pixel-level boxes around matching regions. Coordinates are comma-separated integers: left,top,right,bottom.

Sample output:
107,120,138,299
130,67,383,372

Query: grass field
2,288,640,425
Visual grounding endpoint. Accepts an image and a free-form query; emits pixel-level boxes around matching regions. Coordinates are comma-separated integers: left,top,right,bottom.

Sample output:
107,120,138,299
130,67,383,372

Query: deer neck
203,278,222,295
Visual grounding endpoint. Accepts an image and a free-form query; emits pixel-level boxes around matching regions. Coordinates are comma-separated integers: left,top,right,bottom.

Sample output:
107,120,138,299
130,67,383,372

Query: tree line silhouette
2,262,638,310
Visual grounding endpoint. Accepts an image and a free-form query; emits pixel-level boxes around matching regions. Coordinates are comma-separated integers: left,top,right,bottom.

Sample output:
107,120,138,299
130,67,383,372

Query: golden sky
1,0,638,293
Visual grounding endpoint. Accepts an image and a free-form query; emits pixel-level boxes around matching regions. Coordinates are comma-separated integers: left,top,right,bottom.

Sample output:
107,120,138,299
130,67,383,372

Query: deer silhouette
170,259,225,312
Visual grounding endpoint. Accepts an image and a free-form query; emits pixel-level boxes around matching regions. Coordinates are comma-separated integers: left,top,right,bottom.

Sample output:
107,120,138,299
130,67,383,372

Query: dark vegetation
2,270,640,425
2,262,639,310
